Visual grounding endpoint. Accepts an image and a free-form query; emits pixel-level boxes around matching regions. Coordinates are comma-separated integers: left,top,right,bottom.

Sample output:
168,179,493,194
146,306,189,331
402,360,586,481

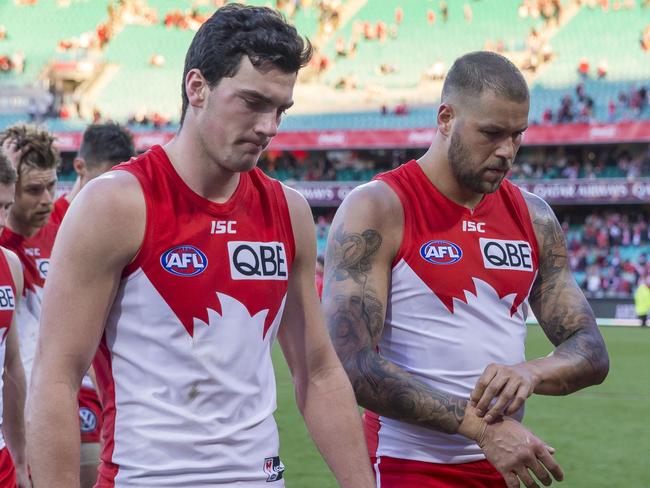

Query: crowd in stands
563,211,650,297
257,145,650,182
534,83,649,125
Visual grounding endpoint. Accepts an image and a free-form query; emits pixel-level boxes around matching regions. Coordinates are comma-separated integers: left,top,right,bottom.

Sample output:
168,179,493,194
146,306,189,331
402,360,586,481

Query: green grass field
273,326,650,487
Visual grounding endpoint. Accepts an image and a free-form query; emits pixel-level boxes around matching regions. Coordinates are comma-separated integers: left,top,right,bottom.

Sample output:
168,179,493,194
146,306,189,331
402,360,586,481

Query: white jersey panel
0,334,6,449
106,269,285,486
376,259,528,463
15,288,42,386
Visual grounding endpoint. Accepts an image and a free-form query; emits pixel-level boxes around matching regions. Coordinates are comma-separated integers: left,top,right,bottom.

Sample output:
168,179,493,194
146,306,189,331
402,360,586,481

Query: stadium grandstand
1,0,649,311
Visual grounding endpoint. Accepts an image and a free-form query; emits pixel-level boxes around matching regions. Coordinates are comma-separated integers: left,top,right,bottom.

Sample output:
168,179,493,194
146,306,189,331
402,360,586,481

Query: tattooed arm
525,191,609,393
323,183,565,488
470,191,609,421
323,182,474,434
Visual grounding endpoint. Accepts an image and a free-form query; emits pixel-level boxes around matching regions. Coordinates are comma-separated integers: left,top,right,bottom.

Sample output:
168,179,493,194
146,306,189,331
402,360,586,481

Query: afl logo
419,240,463,265
160,245,208,277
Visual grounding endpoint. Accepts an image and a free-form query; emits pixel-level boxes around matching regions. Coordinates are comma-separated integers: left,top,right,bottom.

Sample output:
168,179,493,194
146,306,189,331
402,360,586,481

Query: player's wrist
458,403,488,445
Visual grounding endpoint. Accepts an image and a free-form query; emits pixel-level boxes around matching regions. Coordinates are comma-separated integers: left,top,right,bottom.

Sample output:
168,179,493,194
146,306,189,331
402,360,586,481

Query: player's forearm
344,346,468,435
2,361,26,465
527,328,609,395
296,364,375,488
27,381,82,486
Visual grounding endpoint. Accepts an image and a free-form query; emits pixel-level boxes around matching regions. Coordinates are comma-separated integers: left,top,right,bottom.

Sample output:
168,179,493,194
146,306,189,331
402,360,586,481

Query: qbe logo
160,245,208,277
228,241,288,280
36,258,49,279
480,238,533,272
78,407,98,433
263,456,285,482
419,240,463,265
0,286,15,311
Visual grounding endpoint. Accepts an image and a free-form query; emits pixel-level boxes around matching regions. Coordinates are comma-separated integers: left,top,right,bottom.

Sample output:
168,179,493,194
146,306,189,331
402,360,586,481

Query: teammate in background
324,51,609,488
28,5,374,487
50,123,135,227
51,123,135,488
0,152,29,487
0,125,59,388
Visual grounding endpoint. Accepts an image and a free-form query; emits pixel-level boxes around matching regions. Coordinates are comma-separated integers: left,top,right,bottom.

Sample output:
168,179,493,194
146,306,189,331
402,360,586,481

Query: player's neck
418,146,484,210
163,134,240,204
7,213,41,238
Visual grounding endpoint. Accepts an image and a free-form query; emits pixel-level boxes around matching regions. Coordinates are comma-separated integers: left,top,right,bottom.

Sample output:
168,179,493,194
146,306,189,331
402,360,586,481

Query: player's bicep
525,193,596,346
35,175,144,386
322,185,397,365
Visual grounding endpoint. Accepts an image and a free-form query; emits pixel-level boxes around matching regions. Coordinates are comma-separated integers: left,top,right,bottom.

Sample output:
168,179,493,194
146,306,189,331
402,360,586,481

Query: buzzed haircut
180,3,312,124
441,51,529,103
0,125,60,173
78,123,135,169
0,152,17,186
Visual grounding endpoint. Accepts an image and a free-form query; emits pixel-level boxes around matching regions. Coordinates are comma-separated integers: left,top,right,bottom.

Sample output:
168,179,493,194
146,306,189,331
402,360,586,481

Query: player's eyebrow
238,89,294,111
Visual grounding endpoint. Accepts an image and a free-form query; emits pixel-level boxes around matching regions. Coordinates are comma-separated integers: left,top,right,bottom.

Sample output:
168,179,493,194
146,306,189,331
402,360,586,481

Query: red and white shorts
0,447,16,488
78,386,103,444
371,456,507,488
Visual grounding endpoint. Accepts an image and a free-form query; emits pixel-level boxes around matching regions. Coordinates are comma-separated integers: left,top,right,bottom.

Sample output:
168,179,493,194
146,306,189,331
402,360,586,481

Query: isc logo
0,286,15,310
160,245,208,277
210,220,237,235
419,240,463,265
228,241,288,280
480,238,533,272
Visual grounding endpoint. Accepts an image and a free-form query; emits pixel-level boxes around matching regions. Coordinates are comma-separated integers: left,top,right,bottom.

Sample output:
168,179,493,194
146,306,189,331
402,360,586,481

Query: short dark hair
441,51,529,103
0,152,17,186
180,4,312,124
78,123,135,168
0,125,60,173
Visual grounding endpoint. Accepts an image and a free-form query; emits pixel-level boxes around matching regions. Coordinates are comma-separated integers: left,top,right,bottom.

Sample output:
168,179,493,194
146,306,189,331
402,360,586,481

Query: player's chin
235,153,262,172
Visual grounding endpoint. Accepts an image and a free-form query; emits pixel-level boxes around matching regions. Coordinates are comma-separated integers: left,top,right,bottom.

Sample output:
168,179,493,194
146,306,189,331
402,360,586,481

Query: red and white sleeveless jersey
367,161,539,464
94,146,295,487
0,249,17,450
0,222,56,383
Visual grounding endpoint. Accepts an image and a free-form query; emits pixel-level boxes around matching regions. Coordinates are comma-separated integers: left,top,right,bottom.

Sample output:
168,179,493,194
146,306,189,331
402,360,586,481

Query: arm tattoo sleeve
526,194,609,392
325,225,466,434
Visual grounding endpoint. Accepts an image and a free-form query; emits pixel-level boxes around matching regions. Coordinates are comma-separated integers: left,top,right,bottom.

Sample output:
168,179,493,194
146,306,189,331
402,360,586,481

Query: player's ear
72,157,87,176
437,103,454,137
186,68,208,109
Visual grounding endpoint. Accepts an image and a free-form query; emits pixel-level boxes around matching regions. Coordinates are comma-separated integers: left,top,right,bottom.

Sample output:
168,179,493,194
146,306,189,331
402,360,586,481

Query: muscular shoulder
60,170,145,266
520,188,567,267
520,188,557,229
1,247,23,296
333,181,403,259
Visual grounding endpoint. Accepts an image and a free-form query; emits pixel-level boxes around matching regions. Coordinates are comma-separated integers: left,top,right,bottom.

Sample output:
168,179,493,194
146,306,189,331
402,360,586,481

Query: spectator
634,276,650,326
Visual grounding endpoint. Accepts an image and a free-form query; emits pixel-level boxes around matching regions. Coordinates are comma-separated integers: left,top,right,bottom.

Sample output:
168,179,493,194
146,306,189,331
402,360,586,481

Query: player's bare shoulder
519,187,566,251
1,247,24,297
335,180,403,258
60,169,146,265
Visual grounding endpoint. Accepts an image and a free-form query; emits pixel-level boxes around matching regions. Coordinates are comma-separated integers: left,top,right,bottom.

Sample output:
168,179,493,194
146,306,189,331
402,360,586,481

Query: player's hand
15,461,32,488
0,138,22,169
477,417,564,488
470,362,539,423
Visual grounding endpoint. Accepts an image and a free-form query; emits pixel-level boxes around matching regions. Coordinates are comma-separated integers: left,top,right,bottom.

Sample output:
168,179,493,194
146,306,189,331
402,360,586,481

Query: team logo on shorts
263,456,285,482
419,240,463,265
160,245,208,277
79,407,97,433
